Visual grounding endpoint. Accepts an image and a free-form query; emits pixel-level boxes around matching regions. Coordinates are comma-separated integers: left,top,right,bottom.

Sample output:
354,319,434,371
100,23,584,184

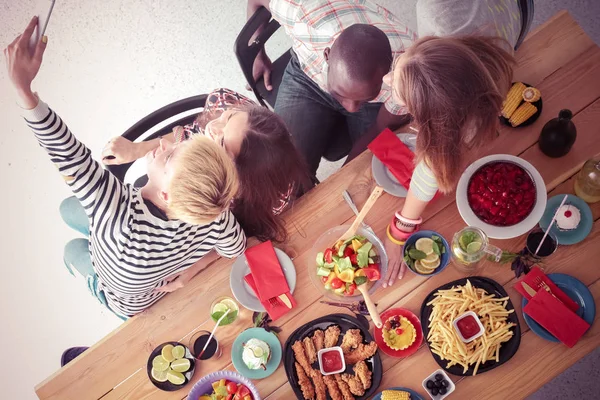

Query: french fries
426,280,515,376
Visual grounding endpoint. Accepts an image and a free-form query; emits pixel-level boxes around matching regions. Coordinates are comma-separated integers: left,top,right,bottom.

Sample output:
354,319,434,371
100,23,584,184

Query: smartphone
28,0,56,54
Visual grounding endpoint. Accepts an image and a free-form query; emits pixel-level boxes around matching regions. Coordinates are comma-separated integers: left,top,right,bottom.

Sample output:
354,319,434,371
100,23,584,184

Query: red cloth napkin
244,241,296,321
368,129,441,200
514,266,579,312
523,290,590,347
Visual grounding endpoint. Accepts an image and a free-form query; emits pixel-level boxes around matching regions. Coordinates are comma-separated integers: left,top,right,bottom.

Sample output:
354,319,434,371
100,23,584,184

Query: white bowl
317,346,346,375
422,369,455,400
452,311,485,343
456,154,547,239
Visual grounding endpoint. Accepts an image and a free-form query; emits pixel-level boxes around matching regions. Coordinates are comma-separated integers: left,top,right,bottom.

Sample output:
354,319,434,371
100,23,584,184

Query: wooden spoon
334,186,384,245
357,283,382,328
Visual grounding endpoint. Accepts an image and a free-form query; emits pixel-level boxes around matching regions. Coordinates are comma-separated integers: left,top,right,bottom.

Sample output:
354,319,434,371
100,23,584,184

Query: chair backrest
106,94,207,184
234,6,285,107
515,0,535,50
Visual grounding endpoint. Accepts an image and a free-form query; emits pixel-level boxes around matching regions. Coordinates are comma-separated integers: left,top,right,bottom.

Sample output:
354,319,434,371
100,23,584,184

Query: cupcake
242,338,271,370
555,204,581,231
382,315,416,351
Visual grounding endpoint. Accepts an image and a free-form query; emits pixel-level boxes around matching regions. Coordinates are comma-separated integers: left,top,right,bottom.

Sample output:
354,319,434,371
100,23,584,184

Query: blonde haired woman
4,18,246,319
382,35,515,286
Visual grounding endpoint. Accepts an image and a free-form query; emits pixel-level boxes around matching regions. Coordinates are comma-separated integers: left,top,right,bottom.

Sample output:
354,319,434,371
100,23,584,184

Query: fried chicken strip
312,329,325,352
295,362,315,400
353,360,372,391
344,342,378,365
324,325,341,348
292,340,313,373
340,329,363,354
303,336,318,364
341,373,365,396
334,374,355,400
323,374,343,400
309,369,328,400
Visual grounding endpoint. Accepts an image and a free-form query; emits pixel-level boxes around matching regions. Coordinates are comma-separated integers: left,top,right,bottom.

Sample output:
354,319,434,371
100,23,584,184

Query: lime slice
172,345,185,360
170,358,191,373
467,241,482,254
423,252,439,263
415,238,435,255
421,255,440,269
161,344,175,363
152,355,170,372
212,303,228,314
219,299,238,311
151,367,169,382
252,347,265,358
414,260,434,275
166,370,186,385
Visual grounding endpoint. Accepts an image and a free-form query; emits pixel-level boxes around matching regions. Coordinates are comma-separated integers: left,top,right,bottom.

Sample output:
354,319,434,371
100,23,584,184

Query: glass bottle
574,156,600,203
538,109,577,158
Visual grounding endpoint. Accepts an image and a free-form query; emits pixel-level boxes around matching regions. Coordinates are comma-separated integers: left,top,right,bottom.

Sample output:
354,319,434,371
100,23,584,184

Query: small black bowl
147,341,196,391
499,82,543,128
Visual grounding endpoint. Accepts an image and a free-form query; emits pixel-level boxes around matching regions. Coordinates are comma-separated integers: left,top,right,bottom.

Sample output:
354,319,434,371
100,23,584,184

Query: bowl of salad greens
310,225,388,302
402,230,450,277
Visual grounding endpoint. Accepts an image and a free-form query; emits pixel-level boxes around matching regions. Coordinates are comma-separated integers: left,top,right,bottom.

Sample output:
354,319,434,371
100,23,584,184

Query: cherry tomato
226,382,238,395
324,248,334,263
330,278,344,289
343,246,355,257
362,266,381,281
349,254,358,265
345,283,357,296
321,276,328,284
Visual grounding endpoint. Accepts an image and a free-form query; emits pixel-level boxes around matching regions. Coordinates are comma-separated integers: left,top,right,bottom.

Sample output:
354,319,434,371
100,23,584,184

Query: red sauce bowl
317,346,345,375
452,311,485,343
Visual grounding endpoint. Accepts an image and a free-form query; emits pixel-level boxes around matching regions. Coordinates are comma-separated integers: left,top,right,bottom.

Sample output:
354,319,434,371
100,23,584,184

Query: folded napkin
523,290,590,347
244,241,296,321
514,266,579,312
368,128,441,200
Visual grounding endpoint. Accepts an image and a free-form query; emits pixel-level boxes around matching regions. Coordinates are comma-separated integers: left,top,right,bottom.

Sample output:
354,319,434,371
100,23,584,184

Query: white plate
456,154,547,239
230,248,296,312
371,133,417,197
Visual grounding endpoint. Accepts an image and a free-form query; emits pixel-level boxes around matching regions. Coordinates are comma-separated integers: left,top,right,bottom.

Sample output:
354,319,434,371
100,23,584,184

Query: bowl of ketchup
317,346,345,375
452,311,485,343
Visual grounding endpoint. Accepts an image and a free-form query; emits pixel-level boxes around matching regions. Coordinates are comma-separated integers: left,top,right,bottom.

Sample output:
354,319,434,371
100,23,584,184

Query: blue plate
231,327,282,379
372,386,425,400
539,194,593,245
522,273,595,342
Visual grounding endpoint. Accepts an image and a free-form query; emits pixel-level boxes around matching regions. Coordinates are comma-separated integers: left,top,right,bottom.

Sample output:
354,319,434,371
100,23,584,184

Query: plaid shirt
269,0,417,115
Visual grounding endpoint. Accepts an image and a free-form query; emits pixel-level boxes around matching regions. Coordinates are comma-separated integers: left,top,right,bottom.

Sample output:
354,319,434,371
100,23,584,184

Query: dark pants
274,51,381,177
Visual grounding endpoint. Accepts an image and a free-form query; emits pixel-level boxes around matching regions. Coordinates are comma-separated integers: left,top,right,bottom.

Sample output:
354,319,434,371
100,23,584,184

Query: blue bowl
403,230,450,276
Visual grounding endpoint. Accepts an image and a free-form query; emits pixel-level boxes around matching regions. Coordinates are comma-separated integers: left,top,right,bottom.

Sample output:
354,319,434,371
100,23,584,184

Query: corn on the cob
522,86,541,102
509,102,538,127
381,390,411,400
502,82,527,118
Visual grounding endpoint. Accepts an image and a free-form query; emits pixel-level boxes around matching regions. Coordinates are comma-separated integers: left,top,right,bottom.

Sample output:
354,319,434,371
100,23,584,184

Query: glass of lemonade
210,296,239,326
451,227,502,273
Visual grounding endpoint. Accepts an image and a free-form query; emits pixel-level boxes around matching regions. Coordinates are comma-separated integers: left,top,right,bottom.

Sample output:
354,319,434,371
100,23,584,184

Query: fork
268,298,280,307
342,190,376,236
533,276,562,303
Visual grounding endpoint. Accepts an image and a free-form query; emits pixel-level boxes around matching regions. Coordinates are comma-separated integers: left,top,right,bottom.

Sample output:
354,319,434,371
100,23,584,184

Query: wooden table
35,11,600,400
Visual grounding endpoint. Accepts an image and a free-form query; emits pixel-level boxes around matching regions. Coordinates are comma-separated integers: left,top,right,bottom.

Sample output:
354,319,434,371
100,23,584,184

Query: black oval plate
146,341,196,391
284,313,383,400
420,276,521,376
499,82,543,128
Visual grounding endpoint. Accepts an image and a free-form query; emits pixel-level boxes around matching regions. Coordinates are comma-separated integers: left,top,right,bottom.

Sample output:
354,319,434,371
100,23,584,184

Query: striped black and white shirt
24,100,246,318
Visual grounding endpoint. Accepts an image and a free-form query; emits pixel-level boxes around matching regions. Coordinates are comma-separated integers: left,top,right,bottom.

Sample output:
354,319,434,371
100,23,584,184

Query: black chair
234,6,352,162
106,94,208,186
515,0,535,50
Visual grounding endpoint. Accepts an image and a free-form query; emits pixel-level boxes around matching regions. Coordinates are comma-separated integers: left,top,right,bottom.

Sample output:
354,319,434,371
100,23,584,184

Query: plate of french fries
499,81,543,128
420,277,521,376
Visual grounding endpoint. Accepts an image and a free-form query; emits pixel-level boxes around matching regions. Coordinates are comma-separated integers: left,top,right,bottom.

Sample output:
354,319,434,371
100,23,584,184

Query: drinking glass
189,329,222,360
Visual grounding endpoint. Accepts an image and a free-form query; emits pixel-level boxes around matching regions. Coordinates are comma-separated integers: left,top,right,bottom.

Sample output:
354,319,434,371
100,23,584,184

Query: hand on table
247,50,272,91
4,16,47,107
382,236,407,288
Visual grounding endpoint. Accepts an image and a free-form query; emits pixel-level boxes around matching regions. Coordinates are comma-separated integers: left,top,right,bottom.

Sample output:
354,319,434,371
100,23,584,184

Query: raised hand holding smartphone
28,0,55,55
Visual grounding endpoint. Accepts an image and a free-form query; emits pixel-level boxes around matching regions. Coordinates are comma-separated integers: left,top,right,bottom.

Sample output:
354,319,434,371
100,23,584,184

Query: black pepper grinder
538,109,577,158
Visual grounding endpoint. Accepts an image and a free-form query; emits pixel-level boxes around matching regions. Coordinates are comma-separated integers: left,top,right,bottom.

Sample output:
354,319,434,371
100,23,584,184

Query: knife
278,293,293,309
522,282,538,297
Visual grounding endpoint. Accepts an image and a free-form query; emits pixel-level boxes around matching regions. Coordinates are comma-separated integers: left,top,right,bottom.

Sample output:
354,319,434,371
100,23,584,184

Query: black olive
434,380,442,388
426,380,434,388
431,387,439,396
440,387,447,395
435,373,443,381
441,380,448,387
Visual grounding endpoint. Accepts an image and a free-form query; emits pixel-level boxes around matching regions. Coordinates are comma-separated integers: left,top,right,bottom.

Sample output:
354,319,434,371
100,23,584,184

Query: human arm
101,128,180,165
155,250,221,293
214,211,247,258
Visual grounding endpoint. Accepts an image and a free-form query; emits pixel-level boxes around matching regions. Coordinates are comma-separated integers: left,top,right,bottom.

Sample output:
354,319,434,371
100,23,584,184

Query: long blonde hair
395,36,515,192
168,135,239,225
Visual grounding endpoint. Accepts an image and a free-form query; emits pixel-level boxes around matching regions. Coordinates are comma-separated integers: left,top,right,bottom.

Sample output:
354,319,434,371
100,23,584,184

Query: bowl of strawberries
456,154,547,239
